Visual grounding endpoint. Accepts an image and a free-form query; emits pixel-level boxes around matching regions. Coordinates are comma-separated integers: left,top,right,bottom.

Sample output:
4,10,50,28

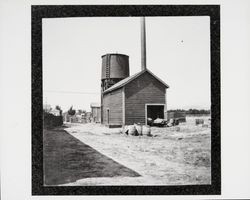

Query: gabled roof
103,69,169,94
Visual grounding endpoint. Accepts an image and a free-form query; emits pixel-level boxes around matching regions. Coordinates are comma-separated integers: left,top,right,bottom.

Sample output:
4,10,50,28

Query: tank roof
101,53,129,58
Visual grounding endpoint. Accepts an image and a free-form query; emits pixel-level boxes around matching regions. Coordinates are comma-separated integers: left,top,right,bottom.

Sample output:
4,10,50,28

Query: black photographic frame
32,5,220,195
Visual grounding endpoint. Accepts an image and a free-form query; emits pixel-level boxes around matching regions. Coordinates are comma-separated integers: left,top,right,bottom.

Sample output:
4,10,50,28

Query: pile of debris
147,118,180,127
123,124,152,137
122,117,183,137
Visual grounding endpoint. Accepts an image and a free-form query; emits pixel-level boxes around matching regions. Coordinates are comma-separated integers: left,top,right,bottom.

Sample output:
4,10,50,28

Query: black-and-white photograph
31,5,221,195
3,1,250,199
43,16,211,186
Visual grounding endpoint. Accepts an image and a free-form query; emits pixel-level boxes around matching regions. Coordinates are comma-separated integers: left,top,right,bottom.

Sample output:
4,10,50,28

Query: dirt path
43,128,140,186
63,119,211,186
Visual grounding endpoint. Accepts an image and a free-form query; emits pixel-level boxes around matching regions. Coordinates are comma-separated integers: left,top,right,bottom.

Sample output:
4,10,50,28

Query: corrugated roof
103,69,169,94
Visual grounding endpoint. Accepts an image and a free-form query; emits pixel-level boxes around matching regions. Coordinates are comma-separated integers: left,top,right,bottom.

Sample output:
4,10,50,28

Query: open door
146,104,164,125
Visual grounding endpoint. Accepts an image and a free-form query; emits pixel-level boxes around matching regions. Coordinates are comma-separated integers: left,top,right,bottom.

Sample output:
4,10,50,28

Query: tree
68,106,76,116
55,105,62,116
168,109,210,115
43,104,52,113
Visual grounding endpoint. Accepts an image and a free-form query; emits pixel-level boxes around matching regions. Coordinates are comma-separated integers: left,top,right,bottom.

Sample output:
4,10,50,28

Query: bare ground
44,128,140,186
60,116,211,186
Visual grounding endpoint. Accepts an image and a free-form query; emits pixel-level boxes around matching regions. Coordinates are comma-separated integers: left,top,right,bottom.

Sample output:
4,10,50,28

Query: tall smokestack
141,17,146,71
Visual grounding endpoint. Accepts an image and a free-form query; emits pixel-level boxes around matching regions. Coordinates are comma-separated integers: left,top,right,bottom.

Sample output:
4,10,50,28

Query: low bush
43,111,63,129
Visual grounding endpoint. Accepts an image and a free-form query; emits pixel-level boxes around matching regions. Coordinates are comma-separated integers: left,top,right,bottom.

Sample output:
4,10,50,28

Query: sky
43,16,210,112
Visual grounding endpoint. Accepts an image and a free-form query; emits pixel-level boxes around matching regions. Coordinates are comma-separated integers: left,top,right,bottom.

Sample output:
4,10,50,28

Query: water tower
101,53,130,92
101,53,129,123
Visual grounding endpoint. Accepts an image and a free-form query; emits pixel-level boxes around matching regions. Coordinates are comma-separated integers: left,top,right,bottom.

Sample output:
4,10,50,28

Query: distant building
90,102,101,123
75,114,84,123
85,112,92,123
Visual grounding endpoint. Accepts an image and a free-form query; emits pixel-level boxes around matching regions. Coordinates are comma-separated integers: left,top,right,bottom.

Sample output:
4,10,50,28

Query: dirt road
62,117,211,186
44,128,140,186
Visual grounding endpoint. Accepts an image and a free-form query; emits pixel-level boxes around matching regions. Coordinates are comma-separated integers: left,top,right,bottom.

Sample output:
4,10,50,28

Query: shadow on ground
44,128,140,185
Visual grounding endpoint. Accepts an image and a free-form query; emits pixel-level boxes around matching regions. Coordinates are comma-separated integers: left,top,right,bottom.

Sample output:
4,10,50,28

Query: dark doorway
146,105,164,122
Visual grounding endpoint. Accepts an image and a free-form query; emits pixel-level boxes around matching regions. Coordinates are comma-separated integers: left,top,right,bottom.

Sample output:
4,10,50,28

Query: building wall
125,72,166,125
91,107,101,123
102,88,123,125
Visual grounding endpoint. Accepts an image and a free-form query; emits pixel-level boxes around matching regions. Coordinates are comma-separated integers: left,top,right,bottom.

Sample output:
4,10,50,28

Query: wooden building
90,102,101,123
102,69,169,127
101,18,169,127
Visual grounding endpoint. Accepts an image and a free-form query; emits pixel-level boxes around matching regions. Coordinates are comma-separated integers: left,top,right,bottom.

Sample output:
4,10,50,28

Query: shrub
43,111,63,129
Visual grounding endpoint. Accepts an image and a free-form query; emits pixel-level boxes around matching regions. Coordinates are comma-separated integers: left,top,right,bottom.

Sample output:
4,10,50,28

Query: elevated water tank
101,53,129,80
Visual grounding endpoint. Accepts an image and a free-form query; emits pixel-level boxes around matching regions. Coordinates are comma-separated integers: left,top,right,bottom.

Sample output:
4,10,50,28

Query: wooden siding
91,107,101,123
102,88,123,125
125,71,166,125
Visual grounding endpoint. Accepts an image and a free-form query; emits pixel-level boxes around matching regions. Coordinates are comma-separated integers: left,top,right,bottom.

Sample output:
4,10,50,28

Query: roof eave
103,86,123,94
103,68,169,94
145,69,169,89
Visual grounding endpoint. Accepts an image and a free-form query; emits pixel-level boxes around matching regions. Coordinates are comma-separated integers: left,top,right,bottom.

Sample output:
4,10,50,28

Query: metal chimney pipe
141,17,146,71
